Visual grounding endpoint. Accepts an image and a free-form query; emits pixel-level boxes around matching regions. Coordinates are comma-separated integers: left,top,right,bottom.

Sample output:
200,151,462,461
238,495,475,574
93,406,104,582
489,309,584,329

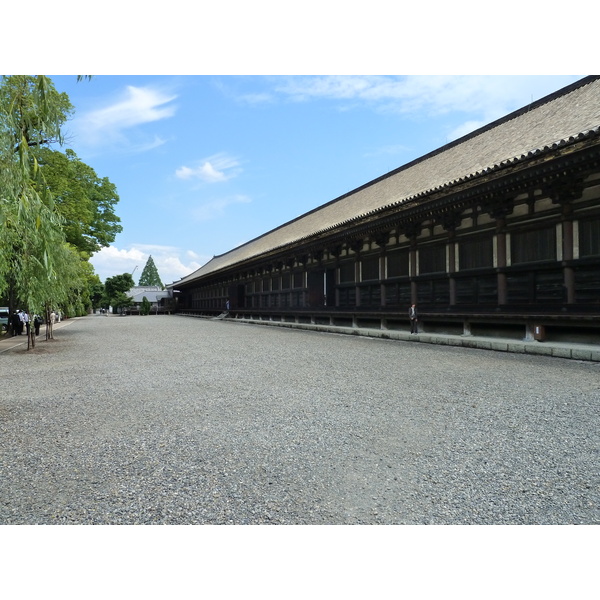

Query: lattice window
511,227,556,264
339,260,355,283
579,217,600,257
361,255,380,281
386,249,409,278
293,272,304,289
459,236,493,270
419,244,446,274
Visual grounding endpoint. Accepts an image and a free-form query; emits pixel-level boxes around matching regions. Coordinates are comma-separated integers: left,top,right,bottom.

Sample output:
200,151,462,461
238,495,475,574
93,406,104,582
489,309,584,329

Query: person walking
409,304,418,334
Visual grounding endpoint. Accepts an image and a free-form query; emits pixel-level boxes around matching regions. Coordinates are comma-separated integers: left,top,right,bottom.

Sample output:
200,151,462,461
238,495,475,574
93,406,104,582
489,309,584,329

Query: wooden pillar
562,217,575,304
410,243,418,305
327,246,342,310
439,211,462,307
484,196,514,307
547,178,583,305
496,217,508,305
380,253,387,307
350,240,362,307
375,232,389,309
404,222,422,306
353,255,360,307
447,235,457,306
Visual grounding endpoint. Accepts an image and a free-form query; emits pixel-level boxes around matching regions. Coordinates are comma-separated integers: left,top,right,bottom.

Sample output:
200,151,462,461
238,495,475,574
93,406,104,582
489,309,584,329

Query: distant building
171,76,600,345
126,286,172,314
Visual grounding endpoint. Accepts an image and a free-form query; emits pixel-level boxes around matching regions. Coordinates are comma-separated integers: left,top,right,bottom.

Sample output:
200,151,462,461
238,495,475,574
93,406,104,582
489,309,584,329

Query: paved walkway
0,319,75,353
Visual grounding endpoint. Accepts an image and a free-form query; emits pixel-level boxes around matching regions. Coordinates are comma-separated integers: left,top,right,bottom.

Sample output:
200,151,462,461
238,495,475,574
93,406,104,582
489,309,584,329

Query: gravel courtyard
1,314,598,525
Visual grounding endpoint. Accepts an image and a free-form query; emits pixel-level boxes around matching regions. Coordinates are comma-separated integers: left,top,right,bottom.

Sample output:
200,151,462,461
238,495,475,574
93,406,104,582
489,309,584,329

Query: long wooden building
171,76,600,345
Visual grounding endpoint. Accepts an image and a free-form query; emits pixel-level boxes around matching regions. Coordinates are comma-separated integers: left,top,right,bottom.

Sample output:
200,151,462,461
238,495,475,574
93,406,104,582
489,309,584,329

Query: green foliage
36,148,122,256
138,255,164,288
104,273,134,310
111,291,133,313
0,75,73,153
0,75,123,326
89,280,105,309
140,296,151,315
0,75,75,314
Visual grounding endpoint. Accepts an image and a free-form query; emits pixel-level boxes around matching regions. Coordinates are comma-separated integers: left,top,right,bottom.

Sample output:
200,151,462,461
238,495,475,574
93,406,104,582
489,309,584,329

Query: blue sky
48,74,583,285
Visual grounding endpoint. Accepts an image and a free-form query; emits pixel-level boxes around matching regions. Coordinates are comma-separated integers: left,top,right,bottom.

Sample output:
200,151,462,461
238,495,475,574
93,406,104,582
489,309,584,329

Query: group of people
9,309,44,337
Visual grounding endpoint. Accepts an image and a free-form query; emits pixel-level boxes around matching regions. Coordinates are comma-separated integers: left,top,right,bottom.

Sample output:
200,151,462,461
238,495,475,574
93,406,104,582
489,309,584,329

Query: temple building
171,76,600,345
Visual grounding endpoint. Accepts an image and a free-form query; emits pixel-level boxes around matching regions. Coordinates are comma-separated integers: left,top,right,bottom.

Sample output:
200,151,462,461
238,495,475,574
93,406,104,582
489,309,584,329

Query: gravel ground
1,314,598,525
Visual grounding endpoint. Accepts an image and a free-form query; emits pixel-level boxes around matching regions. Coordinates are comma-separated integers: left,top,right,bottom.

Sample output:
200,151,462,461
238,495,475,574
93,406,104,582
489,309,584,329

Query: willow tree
0,75,77,348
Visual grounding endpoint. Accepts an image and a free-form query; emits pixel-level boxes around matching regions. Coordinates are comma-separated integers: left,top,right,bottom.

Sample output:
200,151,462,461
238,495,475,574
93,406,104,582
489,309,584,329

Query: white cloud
274,74,581,128
186,249,203,261
275,75,560,110
191,194,251,222
176,152,242,183
90,244,206,285
276,75,378,102
71,85,177,151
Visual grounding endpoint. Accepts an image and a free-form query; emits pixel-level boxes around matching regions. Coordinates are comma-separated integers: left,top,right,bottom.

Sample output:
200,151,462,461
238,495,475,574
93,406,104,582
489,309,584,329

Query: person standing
11,311,21,336
409,304,418,334
22,310,30,337
33,314,42,336
17,310,25,335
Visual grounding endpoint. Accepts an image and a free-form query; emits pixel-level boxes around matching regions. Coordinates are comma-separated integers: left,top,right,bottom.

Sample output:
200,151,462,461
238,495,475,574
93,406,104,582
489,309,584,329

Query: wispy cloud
191,194,251,221
272,74,581,135
176,152,242,183
70,85,177,152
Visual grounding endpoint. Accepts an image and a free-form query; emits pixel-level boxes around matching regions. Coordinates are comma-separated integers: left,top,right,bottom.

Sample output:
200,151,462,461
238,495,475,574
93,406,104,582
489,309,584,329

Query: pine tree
138,255,164,288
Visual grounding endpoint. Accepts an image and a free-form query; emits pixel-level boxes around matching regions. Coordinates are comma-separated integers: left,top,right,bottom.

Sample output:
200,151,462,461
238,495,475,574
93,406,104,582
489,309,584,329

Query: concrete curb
200,316,600,363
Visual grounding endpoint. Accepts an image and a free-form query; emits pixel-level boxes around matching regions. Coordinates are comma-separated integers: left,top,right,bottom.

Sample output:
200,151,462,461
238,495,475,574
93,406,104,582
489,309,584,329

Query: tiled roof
127,287,170,303
173,76,600,287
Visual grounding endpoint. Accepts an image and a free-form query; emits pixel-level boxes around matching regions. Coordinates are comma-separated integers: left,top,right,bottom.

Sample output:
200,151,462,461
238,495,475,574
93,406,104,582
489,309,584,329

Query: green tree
1,76,123,343
0,75,78,345
36,148,122,256
0,75,73,153
138,255,164,288
111,291,133,314
89,279,105,310
104,273,134,313
140,296,151,316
